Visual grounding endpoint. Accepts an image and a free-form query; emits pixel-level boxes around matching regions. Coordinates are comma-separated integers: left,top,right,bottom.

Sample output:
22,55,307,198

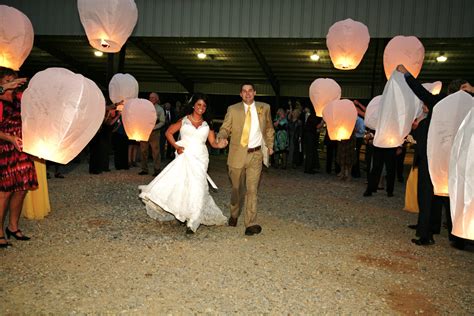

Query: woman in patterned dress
0,67,38,248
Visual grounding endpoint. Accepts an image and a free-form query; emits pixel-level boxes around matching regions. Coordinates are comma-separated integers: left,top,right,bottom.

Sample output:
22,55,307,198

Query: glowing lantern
109,73,139,104
326,18,370,70
449,108,474,240
423,81,442,95
309,78,341,117
373,71,418,148
427,91,474,196
414,81,443,118
363,95,382,130
383,36,424,79
78,0,138,53
122,98,157,141
21,68,105,164
0,5,34,70
322,99,357,141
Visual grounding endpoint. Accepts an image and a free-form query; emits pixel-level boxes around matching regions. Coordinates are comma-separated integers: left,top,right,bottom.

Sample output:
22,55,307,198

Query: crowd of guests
1,63,472,250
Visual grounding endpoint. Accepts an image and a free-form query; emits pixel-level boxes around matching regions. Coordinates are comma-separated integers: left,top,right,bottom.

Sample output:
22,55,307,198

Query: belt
247,146,261,153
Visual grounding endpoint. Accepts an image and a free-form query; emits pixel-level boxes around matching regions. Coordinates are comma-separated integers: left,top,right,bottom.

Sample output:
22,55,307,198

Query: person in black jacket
397,64,468,248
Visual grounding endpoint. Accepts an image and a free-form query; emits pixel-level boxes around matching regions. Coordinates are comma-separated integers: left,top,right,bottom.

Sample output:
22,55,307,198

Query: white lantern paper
0,5,34,70
383,36,425,79
322,99,357,141
373,71,418,148
449,108,474,240
364,95,382,130
109,73,139,104
427,91,474,196
414,81,443,118
122,98,157,141
78,0,138,53
21,68,105,164
326,18,370,70
422,81,442,96
309,78,341,117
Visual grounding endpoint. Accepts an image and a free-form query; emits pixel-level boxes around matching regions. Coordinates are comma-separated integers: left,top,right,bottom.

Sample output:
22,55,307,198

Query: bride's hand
176,146,185,155
217,139,228,148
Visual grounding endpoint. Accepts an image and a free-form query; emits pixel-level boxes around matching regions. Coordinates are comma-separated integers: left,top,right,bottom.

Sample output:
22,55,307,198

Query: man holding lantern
396,64,469,248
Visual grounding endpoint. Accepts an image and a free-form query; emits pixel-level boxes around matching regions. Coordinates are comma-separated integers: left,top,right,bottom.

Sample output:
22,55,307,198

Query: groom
217,82,275,235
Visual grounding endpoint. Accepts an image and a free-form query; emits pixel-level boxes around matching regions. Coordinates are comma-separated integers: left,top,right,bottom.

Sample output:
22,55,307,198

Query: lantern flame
101,39,110,48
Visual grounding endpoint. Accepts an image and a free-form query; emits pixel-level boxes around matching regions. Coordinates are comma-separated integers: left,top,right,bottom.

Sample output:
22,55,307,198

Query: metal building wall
2,0,473,38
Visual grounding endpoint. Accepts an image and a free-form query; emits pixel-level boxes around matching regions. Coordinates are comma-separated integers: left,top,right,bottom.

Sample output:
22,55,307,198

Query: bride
139,93,228,234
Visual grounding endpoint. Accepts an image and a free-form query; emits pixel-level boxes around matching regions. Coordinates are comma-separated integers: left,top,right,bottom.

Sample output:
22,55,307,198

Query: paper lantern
0,5,34,70
322,99,357,141
383,36,425,79
309,78,341,117
363,95,382,130
373,71,418,148
414,81,443,118
78,0,138,53
449,108,474,240
21,68,105,164
326,18,370,70
109,73,139,104
427,91,474,196
422,81,442,95
122,98,157,141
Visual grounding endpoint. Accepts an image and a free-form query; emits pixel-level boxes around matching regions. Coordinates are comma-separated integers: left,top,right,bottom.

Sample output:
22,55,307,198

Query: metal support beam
34,37,107,89
130,38,194,93
245,38,280,106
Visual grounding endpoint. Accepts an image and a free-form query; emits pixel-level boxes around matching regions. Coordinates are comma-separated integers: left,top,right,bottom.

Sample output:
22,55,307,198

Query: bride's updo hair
185,92,214,129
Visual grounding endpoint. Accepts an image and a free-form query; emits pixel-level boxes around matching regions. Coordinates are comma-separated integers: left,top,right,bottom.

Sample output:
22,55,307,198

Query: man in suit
217,82,275,236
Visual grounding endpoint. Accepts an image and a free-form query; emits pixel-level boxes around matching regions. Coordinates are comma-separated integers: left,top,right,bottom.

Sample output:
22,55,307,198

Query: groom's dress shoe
408,224,418,230
245,225,262,236
411,238,435,246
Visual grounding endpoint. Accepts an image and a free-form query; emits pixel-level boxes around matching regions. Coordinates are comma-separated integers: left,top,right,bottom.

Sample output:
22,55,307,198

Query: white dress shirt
244,102,263,149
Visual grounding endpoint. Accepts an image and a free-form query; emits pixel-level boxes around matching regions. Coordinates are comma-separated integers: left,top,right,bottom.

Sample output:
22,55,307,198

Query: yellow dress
22,158,51,219
403,167,419,213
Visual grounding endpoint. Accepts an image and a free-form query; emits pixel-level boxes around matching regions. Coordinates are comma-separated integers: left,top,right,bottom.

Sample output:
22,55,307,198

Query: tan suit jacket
218,101,275,168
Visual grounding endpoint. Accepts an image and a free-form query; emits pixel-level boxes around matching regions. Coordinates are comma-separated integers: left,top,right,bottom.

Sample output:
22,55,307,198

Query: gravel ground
1,155,473,314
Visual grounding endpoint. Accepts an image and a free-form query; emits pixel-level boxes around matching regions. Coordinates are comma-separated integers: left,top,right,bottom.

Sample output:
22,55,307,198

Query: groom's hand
268,148,274,155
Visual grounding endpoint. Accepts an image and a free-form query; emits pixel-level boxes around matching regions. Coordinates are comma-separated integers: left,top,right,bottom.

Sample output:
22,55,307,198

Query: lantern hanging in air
427,91,474,196
326,18,370,70
373,71,418,148
322,99,357,141
309,78,341,117
414,81,443,118
383,35,424,79
363,95,382,130
122,98,157,141
21,68,105,164
0,5,34,70
449,108,474,240
78,0,138,53
109,73,139,105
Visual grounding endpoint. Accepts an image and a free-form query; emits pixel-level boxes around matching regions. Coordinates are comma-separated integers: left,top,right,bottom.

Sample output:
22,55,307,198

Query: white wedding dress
138,116,227,232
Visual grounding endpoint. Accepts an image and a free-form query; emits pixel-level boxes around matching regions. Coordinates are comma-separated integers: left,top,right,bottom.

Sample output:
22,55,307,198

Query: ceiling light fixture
310,51,320,61
197,51,207,59
94,50,104,57
436,53,447,62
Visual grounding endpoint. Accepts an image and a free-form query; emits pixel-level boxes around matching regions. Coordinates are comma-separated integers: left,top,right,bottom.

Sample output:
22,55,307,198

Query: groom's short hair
240,82,256,91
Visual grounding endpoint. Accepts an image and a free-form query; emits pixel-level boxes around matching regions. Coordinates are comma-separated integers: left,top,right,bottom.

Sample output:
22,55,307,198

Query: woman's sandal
6,228,31,241
0,236,12,248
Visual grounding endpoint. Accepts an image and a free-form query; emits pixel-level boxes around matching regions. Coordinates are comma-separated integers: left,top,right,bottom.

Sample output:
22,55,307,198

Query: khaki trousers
139,129,161,173
228,150,263,227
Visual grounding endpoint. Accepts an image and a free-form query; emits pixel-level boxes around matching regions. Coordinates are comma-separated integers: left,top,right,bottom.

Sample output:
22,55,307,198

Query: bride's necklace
189,115,203,123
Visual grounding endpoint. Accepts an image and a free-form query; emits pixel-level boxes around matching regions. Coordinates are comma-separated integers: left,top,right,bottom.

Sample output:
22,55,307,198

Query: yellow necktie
240,106,251,147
